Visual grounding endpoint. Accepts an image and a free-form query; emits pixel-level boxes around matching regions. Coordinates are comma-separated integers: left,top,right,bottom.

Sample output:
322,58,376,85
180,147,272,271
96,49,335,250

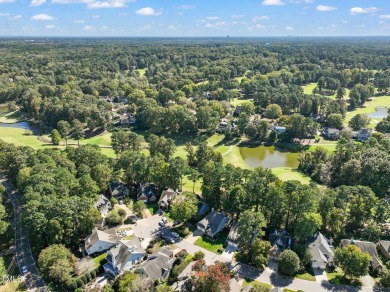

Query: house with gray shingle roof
136,247,175,281
103,237,145,277
379,240,390,260
158,189,179,211
307,232,334,270
269,230,292,261
197,210,229,238
84,228,119,256
340,239,383,270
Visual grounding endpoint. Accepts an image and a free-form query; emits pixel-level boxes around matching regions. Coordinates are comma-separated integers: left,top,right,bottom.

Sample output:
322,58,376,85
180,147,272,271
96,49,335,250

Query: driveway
115,203,133,217
314,269,328,283
132,214,162,248
221,244,238,260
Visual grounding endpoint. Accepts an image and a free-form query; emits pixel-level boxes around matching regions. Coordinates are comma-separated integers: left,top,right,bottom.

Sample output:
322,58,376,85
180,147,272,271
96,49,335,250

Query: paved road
0,173,49,292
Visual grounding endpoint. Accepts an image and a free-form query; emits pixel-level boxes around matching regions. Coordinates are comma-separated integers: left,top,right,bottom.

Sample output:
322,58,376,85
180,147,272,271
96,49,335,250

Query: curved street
0,173,49,292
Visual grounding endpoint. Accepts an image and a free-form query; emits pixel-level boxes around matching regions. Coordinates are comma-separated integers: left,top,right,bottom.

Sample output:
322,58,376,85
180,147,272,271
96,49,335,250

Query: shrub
176,249,188,259
91,269,97,278
110,197,118,205
76,278,84,288
86,272,92,282
81,275,88,284
194,251,205,260
118,209,126,217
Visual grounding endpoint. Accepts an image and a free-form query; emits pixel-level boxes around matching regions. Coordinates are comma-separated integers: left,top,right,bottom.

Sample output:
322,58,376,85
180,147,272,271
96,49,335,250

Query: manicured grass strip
242,279,272,291
271,167,311,184
326,269,362,286
295,268,316,281
194,230,229,254
93,252,107,268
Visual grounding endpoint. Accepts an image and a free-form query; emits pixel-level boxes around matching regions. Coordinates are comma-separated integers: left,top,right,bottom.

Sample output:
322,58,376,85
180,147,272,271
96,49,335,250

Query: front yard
326,268,362,286
242,279,272,291
295,268,316,281
194,230,229,254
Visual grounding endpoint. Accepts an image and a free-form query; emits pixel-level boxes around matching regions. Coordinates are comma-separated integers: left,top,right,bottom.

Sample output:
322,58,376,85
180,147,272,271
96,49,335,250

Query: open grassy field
0,110,24,123
271,167,311,184
302,83,317,95
344,95,390,128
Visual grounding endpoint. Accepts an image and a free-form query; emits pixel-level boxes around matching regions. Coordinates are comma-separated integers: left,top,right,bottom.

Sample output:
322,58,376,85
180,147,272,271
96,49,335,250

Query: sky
0,0,389,37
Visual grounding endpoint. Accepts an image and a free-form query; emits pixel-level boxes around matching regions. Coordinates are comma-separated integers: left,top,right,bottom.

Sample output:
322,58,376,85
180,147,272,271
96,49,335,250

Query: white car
21,266,28,274
171,232,179,238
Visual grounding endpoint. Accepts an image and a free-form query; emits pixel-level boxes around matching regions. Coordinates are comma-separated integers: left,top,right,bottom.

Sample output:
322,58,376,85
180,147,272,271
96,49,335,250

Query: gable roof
340,239,382,270
307,232,334,264
269,232,292,255
197,201,210,216
137,247,174,281
85,228,119,251
158,189,178,205
198,210,229,236
380,240,390,255
109,238,145,272
137,183,156,200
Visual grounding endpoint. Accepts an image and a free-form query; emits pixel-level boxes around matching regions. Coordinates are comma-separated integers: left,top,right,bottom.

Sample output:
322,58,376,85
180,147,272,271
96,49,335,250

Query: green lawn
271,167,311,184
146,202,159,215
0,110,24,123
0,279,27,292
242,279,272,291
92,252,107,267
302,83,317,95
295,268,316,281
344,95,390,128
283,289,296,292
326,268,362,286
195,230,229,254
230,98,252,107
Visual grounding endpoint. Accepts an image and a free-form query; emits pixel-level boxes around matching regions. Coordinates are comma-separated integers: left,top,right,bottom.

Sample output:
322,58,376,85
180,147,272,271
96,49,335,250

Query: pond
240,145,300,169
0,107,33,130
367,107,388,119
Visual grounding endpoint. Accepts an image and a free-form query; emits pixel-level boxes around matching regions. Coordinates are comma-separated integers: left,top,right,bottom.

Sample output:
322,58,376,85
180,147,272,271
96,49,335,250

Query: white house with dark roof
307,232,334,270
269,231,293,261
197,210,229,238
85,228,119,256
103,237,145,276
136,247,175,281
93,194,111,217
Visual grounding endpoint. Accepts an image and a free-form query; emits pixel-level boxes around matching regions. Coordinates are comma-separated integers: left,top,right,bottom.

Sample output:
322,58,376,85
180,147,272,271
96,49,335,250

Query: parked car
162,217,168,223
172,232,179,238
21,266,28,274
159,221,165,227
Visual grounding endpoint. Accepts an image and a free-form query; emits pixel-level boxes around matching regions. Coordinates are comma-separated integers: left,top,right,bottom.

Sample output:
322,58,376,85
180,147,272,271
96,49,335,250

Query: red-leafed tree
192,261,231,292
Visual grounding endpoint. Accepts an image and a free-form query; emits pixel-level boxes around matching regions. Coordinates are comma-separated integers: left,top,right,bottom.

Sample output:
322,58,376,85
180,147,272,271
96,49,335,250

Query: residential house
84,228,119,256
357,128,372,141
197,210,230,238
270,124,286,135
136,247,175,281
109,182,129,200
118,113,136,125
323,127,340,140
197,200,210,217
103,237,146,277
269,230,292,261
233,106,242,117
307,232,334,270
137,183,157,203
379,240,390,260
340,239,383,270
93,194,111,217
158,189,179,211
226,222,239,248
99,96,112,103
